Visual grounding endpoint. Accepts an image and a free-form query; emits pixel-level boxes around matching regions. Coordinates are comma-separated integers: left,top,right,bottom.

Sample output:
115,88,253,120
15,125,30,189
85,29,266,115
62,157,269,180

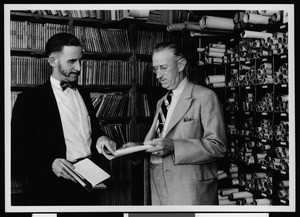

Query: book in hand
102,141,154,160
61,158,110,192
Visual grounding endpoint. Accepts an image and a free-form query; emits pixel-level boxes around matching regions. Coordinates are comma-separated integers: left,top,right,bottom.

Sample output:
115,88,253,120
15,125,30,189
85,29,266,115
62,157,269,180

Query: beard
58,64,79,83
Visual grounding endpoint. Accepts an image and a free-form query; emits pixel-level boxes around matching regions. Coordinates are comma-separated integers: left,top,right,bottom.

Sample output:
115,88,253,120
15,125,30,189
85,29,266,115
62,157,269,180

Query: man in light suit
11,33,116,205
143,42,227,205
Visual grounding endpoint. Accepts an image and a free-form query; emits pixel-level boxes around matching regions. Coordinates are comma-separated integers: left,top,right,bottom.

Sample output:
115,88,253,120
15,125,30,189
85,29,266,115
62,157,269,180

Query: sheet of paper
102,142,154,160
74,158,110,187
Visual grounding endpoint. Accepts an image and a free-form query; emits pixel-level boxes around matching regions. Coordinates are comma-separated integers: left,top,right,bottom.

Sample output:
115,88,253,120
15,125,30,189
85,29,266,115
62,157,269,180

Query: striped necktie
155,91,172,138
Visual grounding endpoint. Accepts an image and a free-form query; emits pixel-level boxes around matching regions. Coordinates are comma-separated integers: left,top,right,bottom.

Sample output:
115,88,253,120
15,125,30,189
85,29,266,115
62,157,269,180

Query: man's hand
52,158,77,182
145,138,174,157
96,136,117,155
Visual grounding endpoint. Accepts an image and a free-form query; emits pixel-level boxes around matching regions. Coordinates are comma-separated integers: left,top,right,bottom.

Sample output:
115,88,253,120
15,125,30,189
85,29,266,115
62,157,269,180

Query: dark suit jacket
143,80,227,205
11,79,105,205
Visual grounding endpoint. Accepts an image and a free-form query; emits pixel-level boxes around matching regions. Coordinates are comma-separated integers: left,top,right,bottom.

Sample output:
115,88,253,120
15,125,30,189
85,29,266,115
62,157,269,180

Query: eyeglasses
152,59,179,74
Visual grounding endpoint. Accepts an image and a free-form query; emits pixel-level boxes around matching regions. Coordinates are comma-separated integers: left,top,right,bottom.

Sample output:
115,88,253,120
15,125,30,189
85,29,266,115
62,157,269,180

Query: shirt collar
50,75,66,91
172,77,187,98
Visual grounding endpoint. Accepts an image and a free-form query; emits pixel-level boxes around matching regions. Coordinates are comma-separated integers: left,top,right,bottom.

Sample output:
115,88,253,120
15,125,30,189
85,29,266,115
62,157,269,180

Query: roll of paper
241,30,273,39
228,191,253,200
190,31,216,37
219,198,237,205
253,198,272,205
206,75,225,84
271,12,281,22
185,22,203,31
220,188,239,196
167,23,186,32
243,13,270,25
258,10,280,16
211,82,226,88
200,15,234,30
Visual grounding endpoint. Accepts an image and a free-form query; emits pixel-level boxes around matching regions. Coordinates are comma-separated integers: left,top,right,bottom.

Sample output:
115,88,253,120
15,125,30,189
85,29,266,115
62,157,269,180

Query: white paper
243,13,270,25
241,30,273,39
102,142,154,160
74,158,110,187
200,15,234,30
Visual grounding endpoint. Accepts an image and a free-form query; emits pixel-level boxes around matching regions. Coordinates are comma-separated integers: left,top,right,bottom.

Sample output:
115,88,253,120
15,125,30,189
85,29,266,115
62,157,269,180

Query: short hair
152,42,188,74
45,33,82,57
152,42,185,58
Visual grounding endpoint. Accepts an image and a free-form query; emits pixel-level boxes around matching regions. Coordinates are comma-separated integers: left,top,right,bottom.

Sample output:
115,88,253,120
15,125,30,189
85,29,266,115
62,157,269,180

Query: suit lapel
164,81,194,136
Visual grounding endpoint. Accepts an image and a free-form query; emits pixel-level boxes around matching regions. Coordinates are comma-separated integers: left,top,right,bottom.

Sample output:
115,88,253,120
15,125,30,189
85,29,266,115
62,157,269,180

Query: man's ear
178,58,187,72
48,55,57,68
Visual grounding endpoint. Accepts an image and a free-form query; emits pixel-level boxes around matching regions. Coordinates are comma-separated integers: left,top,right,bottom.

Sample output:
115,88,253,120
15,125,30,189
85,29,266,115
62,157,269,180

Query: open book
61,158,110,192
102,142,154,160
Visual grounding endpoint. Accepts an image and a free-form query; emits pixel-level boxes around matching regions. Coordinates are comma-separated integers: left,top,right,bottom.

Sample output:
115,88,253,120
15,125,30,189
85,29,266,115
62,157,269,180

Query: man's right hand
52,158,77,183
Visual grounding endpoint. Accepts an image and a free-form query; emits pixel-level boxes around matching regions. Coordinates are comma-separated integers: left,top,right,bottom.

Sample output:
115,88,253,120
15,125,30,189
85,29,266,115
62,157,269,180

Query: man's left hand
145,138,174,157
96,136,117,155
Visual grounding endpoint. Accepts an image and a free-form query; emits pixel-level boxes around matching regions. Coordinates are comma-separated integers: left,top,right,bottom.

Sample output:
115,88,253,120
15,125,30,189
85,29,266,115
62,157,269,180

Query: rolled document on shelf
271,12,281,22
207,51,225,58
185,22,202,31
219,198,237,205
253,198,272,205
190,31,215,37
205,75,225,85
200,15,234,30
167,23,186,32
219,188,239,196
211,82,226,88
258,10,280,16
228,191,253,200
241,30,273,39
243,13,270,25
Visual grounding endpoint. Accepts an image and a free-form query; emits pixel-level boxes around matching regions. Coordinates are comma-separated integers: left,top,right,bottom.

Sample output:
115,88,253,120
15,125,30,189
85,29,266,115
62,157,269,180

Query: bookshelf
10,10,183,205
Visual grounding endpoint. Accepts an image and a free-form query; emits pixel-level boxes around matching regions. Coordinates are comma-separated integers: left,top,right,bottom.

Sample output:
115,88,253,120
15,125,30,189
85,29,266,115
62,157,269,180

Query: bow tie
60,81,77,91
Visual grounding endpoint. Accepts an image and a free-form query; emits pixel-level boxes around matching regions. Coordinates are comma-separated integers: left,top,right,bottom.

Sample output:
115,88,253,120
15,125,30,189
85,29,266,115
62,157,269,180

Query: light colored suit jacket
143,80,227,205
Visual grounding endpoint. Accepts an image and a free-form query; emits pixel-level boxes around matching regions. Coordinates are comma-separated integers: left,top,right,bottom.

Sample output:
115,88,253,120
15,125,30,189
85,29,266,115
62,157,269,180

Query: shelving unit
10,10,183,205
190,19,289,205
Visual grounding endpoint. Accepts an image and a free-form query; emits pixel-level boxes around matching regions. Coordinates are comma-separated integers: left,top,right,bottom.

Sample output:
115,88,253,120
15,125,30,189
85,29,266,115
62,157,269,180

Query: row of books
136,61,160,86
11,56,52,85
92,93,130,118
74,26,131,53
136,30,177,55
16,10,187,24
17,10,113,20
79,60,133,86
10,21,69,50
136,93,155,117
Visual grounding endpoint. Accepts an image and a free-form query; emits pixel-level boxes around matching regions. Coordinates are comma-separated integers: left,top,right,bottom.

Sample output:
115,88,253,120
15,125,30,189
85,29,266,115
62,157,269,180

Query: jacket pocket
195,163,218,181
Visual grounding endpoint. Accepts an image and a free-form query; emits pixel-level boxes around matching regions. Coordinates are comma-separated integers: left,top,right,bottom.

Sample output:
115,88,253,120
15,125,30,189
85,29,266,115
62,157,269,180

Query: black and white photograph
3,3,296,215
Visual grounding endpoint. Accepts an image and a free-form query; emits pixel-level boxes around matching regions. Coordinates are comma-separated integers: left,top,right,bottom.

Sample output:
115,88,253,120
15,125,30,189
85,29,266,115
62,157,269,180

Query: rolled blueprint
190,31,216,37
205,75,225,84
219,187,239,196
253,198,272,205
167,23,186,32
241,30,273,39
185,22,203,31
271,12,281,22
200,15,234,30
228,191,253,200
243,13,270,25
258,10,280,16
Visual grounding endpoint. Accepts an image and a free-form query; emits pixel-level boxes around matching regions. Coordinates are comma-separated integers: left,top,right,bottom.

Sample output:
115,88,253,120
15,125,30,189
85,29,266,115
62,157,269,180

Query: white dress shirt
151,77,187,164
50,76,92,162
